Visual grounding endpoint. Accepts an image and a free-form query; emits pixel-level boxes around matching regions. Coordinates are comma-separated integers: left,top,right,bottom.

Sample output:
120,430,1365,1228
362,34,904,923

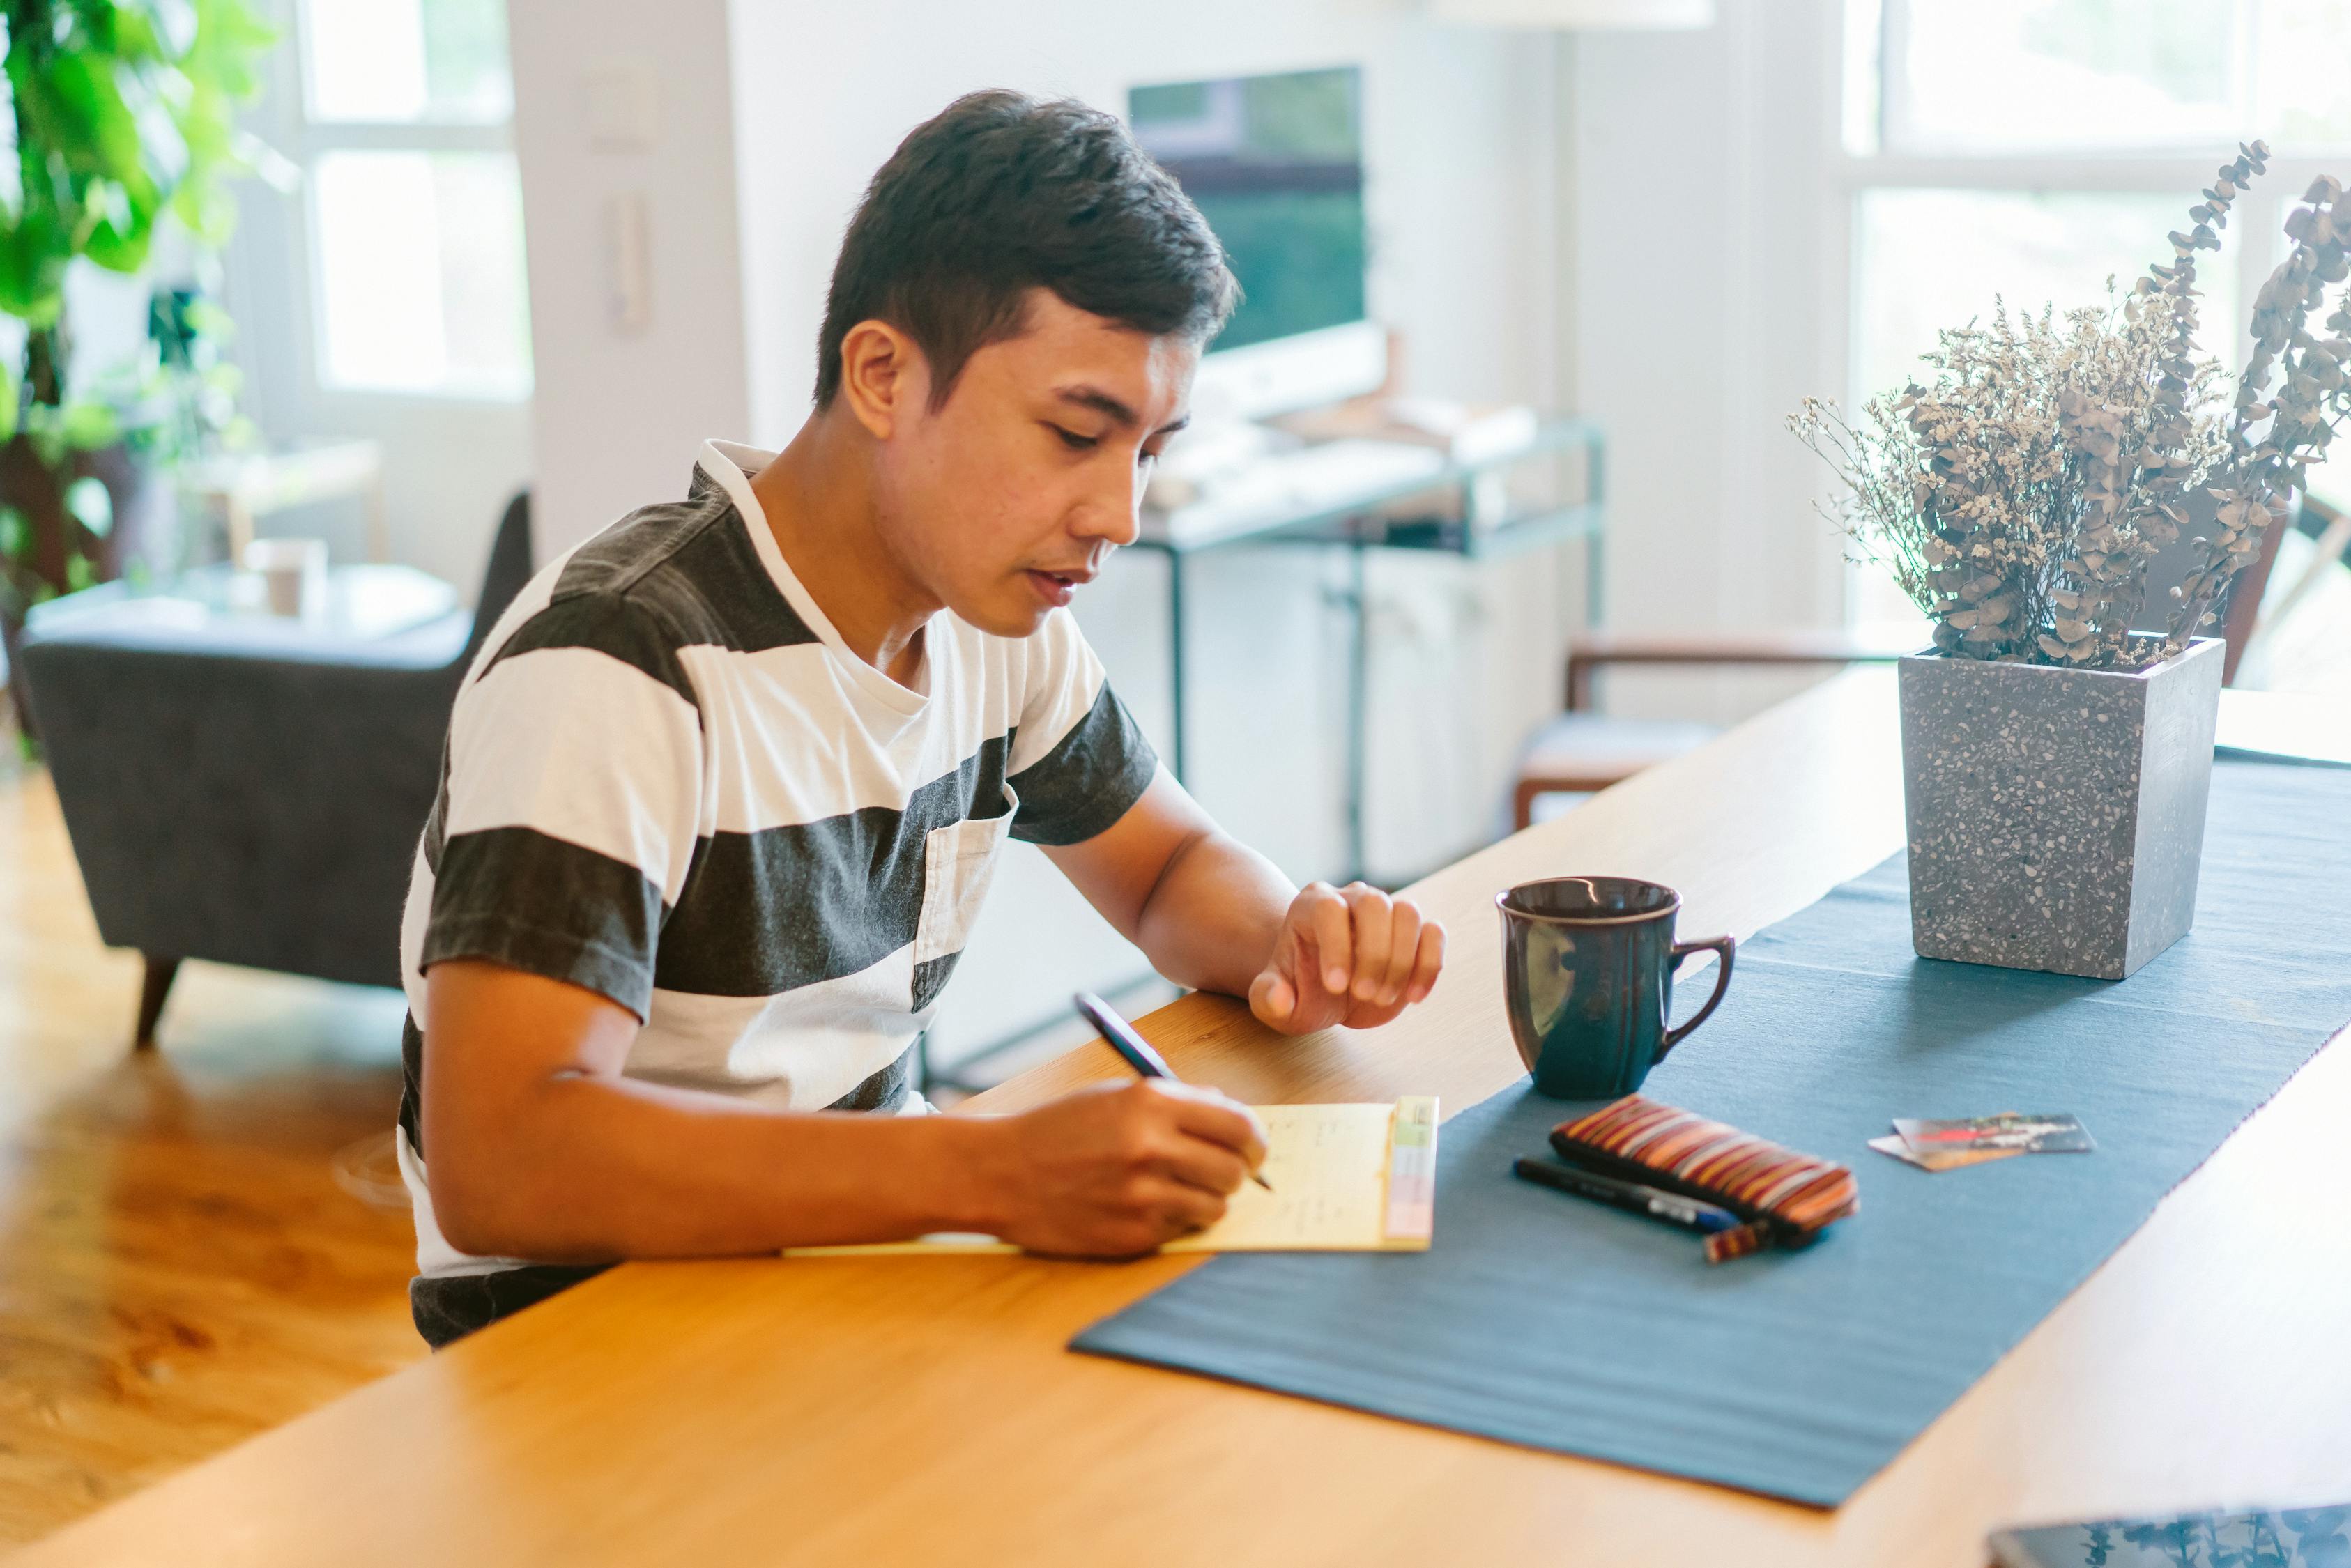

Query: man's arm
420,959,1266,1263
1042,769,1446,1034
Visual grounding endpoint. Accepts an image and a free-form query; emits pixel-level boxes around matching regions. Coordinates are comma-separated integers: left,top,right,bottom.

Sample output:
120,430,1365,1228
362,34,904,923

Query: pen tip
1253,1171,1275,1192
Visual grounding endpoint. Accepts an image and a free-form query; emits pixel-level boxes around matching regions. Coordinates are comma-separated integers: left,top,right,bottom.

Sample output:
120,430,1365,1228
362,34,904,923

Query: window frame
268,0,532,406
1830,0,2351,620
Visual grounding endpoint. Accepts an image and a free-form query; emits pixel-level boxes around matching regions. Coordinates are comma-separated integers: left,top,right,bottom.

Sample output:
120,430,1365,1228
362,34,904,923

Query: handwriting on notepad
1163,1102,1399,1252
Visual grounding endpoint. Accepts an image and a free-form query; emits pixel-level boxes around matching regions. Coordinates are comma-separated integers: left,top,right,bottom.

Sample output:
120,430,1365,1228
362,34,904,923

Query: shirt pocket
910,781,1018,1010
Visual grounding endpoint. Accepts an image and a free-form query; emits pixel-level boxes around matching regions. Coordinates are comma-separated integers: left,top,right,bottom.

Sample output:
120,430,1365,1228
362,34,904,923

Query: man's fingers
1407,920,1446,1002
1156,1135,1253,1198
1380,899,1423,1005
1250,968,1296,1025
1149,1179,1228,1235
1344,883,1393,1004
1306,884,1351,993
1156,1082,1269,1170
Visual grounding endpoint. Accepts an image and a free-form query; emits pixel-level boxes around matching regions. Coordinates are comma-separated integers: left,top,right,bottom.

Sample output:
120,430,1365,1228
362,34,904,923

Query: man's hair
814,90,1238,410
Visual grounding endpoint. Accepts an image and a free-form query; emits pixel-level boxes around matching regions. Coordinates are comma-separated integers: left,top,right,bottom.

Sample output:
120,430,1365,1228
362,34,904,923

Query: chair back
460,491,535,665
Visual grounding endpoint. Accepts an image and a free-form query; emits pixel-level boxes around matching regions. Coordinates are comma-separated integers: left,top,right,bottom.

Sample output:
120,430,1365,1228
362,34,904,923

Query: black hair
814,89,1238,410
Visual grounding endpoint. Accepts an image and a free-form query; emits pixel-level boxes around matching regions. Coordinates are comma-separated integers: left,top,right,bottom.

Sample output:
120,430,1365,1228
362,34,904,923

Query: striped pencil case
1549,1096,1859,1263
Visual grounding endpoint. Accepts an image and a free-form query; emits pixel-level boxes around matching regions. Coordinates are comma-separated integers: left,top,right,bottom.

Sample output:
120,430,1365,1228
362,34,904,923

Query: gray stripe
654,735,1016,999
424,827,669,1017
1009,683,1159,845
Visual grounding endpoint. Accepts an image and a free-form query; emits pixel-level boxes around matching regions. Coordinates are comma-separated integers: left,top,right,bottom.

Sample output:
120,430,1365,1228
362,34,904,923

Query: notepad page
782,1100,1420,1257
1163,1102,1401,1252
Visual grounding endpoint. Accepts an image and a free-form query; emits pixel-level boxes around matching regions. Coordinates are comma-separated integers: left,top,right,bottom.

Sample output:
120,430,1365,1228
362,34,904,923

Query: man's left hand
1248,882,1446,1034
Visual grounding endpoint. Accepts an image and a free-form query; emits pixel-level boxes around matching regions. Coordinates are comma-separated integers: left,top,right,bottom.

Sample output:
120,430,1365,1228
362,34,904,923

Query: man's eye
1052,426,1099,452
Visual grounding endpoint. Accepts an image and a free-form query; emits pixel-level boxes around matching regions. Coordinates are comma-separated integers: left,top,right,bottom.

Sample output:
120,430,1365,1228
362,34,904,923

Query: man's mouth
1024,567,1094,606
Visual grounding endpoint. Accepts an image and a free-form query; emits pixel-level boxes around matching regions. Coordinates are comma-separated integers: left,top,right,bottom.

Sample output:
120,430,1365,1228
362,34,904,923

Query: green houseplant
0,0,277,702
1791,146,2351,979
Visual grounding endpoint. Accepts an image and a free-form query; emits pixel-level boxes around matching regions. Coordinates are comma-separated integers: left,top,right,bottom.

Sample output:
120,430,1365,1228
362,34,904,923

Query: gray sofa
20,493,533,1046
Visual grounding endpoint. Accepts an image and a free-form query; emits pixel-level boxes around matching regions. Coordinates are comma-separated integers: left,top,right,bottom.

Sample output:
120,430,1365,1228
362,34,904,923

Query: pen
1511,1155,1738,1236
1072,991,1273,1191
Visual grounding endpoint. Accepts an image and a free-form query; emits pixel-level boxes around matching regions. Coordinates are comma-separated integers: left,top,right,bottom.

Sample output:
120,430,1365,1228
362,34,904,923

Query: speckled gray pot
1897,636,2224,980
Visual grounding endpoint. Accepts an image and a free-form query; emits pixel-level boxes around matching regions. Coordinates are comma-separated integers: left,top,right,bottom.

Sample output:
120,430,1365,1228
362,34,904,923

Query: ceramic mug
1496,876,1736,1100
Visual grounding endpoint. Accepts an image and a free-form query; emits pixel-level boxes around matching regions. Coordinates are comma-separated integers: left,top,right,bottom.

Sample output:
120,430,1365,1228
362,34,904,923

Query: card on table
1866,1133,2023,1171
1894,1112,2096,1156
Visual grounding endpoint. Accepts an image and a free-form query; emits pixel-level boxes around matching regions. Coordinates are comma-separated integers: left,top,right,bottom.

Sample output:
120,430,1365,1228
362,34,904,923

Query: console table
1133,415,1604,885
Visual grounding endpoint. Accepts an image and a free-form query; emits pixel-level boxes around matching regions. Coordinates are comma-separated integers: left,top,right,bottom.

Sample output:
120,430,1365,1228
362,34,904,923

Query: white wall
719,0,1577,1064
507,0,753,562
1568,3,1853,721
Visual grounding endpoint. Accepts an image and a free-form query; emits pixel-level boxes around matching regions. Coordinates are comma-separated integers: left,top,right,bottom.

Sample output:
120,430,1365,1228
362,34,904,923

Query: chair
1509,496,2329,831
19,493,533,1047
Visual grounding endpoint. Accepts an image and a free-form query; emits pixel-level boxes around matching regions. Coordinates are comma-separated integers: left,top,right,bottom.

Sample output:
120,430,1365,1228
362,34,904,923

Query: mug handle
1658,936,1736,1056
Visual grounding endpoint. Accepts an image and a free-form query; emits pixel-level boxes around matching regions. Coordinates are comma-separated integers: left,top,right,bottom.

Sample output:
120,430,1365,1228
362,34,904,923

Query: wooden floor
0,750,424,1548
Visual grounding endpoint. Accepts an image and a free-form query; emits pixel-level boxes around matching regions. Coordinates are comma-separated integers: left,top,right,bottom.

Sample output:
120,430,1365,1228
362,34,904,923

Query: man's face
868,289,1197,638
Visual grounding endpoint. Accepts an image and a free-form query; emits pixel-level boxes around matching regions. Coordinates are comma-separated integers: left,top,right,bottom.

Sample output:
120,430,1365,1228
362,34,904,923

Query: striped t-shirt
395,440,1158,1284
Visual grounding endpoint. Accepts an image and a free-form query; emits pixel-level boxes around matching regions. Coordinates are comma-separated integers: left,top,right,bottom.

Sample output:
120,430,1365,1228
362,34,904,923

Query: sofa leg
135,955,180,1051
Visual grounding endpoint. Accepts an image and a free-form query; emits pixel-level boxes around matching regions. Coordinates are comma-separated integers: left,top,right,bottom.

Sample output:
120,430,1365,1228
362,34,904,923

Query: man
399,89,1448,1346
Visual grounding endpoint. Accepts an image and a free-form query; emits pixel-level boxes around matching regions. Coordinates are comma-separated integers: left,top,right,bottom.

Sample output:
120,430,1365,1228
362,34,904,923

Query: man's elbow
423,1150,526,1259
420,1118,573,1259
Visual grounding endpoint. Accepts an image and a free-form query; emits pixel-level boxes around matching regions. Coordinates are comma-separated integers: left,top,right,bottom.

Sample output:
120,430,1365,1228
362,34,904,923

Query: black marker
1512,1155,1738,1235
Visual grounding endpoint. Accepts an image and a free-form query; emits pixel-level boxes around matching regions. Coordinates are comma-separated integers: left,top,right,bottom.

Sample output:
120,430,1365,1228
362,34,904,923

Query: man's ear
836,319,932,440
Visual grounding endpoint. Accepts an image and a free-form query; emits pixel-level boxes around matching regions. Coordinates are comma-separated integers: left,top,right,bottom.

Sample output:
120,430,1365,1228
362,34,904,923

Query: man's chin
952,590,1055,640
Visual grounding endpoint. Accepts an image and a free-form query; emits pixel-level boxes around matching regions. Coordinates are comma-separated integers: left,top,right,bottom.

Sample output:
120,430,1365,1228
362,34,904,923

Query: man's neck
747,416,938,687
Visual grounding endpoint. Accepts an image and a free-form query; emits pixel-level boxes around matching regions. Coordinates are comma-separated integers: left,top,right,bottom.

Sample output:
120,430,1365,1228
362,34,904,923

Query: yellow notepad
786,1096,1438,1258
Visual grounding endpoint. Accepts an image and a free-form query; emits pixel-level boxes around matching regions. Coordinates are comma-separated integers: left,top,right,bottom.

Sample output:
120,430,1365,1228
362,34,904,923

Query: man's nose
1072,467,1144,549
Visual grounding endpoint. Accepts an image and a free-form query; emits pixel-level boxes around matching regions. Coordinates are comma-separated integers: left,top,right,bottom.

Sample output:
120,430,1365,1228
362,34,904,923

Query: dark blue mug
1496,877,1736,1100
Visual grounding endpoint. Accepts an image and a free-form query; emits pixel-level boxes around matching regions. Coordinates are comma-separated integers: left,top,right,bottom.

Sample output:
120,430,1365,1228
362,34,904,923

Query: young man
398,89,1448,1346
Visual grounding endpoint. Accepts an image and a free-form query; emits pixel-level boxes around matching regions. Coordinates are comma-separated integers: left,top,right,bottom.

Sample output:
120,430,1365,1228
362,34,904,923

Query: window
291,0,531,399
1841,0,2351,630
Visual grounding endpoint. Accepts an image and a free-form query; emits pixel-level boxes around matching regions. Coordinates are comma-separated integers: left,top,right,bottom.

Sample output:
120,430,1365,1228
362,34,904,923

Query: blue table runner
1071,760,2351,1507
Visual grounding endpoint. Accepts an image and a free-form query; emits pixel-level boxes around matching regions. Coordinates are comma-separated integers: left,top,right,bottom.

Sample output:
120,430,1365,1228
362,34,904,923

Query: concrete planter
1897,636,2225,980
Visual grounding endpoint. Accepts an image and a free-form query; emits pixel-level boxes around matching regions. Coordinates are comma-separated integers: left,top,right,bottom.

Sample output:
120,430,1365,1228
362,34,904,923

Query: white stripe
682,636,1025,833
633,945,929,1111
1007,607,1110,775
445,645,703,900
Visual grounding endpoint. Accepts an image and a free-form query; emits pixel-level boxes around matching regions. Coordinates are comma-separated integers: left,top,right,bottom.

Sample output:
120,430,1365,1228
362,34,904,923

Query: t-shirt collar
695,439,931,714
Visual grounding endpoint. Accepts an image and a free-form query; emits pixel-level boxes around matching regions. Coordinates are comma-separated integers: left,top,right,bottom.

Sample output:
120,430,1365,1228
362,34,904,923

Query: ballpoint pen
1073,991,1274,1191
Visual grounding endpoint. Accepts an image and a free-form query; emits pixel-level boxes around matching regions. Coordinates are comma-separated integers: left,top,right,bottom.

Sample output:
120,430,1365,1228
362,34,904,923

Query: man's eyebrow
1054,386,1190,438
1055,386,1139,426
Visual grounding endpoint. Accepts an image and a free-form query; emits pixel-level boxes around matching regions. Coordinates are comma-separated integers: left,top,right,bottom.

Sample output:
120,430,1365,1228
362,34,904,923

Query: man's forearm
427,1077,1006,1263
1128,827,1296,998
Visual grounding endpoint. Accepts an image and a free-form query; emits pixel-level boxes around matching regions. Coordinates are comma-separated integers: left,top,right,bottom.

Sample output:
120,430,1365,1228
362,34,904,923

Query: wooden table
20,672,2351,1567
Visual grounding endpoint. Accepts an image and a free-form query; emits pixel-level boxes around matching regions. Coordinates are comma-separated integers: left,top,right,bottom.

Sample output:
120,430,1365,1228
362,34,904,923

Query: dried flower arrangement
1792,142,2351,670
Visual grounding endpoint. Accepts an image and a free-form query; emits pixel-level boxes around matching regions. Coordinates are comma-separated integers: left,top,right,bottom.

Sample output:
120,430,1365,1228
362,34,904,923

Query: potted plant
0,0,278,724
1792,144,2351,979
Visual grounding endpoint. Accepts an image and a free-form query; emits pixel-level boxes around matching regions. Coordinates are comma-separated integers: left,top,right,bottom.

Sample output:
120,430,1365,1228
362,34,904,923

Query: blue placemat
1071,760,2351,1507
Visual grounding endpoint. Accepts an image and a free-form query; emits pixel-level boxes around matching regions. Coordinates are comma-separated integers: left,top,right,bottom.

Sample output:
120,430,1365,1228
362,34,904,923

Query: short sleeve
1004,608,1159,846
419,592,704,1020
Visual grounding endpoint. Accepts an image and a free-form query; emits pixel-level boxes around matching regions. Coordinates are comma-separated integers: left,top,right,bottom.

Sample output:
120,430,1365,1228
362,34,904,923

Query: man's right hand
978,1079,1269,1256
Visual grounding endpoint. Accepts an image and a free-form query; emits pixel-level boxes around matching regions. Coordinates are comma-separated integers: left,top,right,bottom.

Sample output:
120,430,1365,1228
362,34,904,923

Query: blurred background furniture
1140,414,1603,880
1510,494,2343,830
178,438,390,564
17,493,533,1048
1509,625,1920,829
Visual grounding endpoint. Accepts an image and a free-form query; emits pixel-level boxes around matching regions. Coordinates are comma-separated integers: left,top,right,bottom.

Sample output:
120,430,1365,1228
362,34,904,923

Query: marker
1511,1155,1738,1235
1073,991,1273,1191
